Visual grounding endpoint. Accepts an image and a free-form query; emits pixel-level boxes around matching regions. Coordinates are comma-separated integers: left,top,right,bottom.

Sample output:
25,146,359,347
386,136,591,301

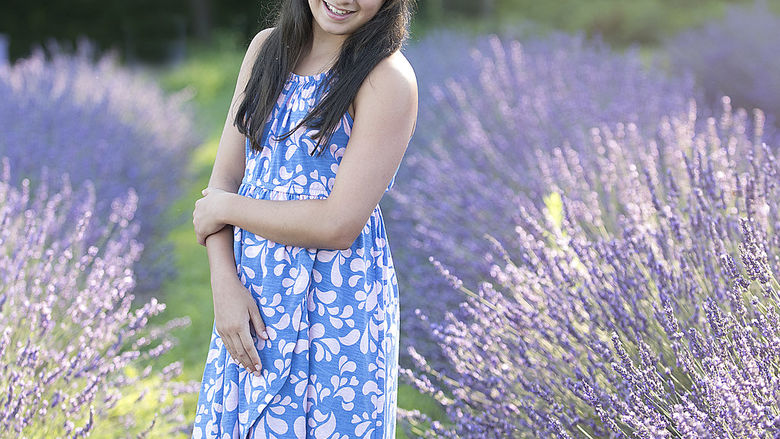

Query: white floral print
191,70,400,439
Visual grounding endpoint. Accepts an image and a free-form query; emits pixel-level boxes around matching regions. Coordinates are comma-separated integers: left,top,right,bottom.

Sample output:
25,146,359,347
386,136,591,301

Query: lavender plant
390,29,707,367
0,37,201,296
398,97,780,438
0,156,198,437
663,0,780,132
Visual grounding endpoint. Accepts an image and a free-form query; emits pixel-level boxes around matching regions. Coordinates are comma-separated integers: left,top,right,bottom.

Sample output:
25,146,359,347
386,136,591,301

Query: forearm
221,194,345,250
205,226,240,292
204,179,241,290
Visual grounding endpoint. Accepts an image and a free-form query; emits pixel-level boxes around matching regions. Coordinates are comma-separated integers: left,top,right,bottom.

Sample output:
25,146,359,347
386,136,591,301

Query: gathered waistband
239,179,330,198
238,179,385,216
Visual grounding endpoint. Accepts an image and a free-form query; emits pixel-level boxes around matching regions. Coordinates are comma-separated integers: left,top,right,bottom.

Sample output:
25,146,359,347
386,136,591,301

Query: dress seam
240,180,331,198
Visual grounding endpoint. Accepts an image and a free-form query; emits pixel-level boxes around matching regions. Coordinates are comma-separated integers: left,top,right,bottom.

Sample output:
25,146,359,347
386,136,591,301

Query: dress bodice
241,70,396,199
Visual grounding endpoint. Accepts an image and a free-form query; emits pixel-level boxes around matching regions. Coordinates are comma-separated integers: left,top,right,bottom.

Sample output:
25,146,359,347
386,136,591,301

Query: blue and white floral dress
190,69,401,439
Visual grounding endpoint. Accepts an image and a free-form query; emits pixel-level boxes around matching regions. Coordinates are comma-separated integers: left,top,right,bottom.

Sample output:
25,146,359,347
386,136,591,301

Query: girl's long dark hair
234,0,416,156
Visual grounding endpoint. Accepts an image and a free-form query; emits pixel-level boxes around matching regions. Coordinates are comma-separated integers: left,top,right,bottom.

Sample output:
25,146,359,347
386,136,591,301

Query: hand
193,187,231,246
213,276,269,376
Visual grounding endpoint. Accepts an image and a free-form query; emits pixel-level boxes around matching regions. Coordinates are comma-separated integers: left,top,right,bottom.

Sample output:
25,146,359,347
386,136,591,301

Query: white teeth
324,1,353,15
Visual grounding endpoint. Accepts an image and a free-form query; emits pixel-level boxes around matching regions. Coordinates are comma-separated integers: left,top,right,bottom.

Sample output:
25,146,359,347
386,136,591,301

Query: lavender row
0,156,199,437
390,29,713,369
664,0,780,133
0,38,202,296
398,96,780,436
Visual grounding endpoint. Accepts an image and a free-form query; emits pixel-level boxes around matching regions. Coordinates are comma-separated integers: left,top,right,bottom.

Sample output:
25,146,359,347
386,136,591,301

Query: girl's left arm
195,55,418,250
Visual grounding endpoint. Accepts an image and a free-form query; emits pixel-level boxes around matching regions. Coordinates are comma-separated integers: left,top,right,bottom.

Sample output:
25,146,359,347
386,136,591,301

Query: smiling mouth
323,0,356,17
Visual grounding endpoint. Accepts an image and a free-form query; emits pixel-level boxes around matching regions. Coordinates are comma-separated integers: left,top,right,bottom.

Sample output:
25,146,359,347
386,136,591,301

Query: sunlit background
2,0,780,437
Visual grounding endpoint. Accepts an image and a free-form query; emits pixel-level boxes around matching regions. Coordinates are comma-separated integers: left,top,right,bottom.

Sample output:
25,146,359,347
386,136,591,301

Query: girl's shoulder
248,27,275,53
384,49,416,79
235,27,275,75
361,50,417,96
350,50,418,130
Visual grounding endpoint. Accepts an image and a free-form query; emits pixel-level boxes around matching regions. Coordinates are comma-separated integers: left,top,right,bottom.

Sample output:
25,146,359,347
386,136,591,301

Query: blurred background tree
0,0,501,65
0,0,270,64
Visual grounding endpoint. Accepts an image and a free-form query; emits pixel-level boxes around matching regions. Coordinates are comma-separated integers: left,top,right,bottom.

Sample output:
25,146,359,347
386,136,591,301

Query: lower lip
322,0,355,21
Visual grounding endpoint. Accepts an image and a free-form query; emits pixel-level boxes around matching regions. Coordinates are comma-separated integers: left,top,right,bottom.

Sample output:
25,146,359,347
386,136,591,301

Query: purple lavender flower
391,28,704,370
398,95,780,437
0,38,201,296
0,156,199,437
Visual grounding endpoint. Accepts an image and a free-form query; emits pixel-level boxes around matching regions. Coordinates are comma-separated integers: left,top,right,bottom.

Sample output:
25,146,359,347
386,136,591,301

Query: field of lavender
0,39,202,297
390,1,780,437
0,158,199,436
1,0,779,437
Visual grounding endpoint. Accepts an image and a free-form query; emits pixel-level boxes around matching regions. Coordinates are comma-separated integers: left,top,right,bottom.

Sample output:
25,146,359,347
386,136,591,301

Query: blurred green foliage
0,0,186,62
4,0,774,65
0,0,277,63
497,0,769,47
421,0,779,49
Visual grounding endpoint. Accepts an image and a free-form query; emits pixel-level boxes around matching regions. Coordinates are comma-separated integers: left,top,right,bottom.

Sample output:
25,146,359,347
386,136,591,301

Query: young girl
190,0,417,438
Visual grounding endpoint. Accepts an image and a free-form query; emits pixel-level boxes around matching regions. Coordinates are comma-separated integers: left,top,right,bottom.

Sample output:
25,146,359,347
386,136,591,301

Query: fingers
214,293,269,376
224,332,254,374
248,305,269,341
237,327,262,376
221,332,240,366
218,319,264,376
193,207,204,246
195,227,205,246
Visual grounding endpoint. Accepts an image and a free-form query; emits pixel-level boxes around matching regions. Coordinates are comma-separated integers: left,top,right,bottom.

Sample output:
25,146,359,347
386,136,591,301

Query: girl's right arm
202,27,274,375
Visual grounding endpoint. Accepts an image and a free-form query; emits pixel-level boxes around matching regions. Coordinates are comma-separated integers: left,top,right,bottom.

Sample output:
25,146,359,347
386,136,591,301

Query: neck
308,20,348,66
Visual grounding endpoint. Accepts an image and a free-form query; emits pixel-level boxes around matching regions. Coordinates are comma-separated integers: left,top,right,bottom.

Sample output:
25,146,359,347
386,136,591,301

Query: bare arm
194,29,280,377
204,28,274,285
215,52,418,250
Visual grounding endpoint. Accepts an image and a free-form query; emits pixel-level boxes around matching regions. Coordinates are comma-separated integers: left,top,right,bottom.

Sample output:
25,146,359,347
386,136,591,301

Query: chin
312,0,376,32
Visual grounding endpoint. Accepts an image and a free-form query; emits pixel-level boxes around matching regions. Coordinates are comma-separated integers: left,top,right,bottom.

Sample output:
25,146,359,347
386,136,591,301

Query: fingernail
262,331,269,340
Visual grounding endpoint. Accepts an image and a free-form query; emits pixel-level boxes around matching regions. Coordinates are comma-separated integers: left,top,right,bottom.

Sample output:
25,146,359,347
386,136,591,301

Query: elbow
329,222,361,251
323,200,367,250
210,179,241,193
